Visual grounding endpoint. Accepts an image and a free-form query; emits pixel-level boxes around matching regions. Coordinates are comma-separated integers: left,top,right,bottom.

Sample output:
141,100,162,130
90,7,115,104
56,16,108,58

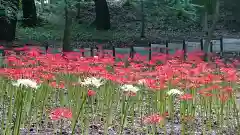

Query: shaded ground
15,1,240,44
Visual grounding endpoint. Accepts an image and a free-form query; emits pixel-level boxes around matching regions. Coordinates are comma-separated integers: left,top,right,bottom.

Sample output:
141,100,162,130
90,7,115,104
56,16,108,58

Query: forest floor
15,1,240,47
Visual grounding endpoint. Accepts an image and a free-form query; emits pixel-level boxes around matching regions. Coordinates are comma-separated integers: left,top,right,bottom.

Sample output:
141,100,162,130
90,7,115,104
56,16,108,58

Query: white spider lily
79,77,105,88
120,84,140,93
167,89,184,96
12,79,40,89
137,79,147,85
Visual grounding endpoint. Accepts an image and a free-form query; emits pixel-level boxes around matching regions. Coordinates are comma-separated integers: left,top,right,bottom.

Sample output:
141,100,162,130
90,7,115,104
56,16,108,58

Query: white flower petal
79,77,105,88
120,84,140,93
12,79,40,89
167,89,184,96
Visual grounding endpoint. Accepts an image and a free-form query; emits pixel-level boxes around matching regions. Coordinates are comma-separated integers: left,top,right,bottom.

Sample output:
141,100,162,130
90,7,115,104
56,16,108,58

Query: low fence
76,37,225,60
0,36,237,61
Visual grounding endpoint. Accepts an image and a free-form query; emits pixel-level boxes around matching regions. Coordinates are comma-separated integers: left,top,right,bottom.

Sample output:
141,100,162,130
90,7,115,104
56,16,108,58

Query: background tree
62,0,74,52
140,0,145,38
0,0,19,46
166,0,220,57
22,0,37,27
202,0,219,60
94,0,110,30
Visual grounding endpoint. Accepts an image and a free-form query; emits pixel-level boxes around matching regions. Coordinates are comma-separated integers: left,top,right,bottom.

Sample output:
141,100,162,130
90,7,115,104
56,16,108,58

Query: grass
0,45,239,134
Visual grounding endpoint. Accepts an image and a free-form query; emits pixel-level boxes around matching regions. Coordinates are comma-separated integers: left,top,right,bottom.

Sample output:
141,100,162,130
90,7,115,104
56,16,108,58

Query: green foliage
165,0,203,21
16,0,203,42
193,0,217,14
0,0,18,20
16,24,63,41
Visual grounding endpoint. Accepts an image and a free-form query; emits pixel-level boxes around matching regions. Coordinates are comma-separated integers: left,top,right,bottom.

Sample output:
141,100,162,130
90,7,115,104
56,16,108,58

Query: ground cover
16,1,240,44
0,45,239,134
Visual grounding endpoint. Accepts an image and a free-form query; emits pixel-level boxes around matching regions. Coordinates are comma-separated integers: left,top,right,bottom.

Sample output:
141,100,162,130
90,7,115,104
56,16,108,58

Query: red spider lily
13,46,29,52
163,112,169,117
26,47,42,57
40,73,55,81
180,94,193,100
199,92,213,97
143,114,164,124
49,107,72,121
218,94,229,103
198,85,221,94
50,81,65,89
222,86,233,93
87,89,96,96
123,91,137,97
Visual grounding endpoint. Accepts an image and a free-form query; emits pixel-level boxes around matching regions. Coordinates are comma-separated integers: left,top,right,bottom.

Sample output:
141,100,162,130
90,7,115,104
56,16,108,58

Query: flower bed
0,46,239,135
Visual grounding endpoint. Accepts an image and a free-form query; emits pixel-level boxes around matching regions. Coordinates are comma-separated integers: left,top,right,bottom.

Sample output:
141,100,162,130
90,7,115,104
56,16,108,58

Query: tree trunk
40,0,45,12
203,11,208,35
203,0,220,61
94,0,110,30
140,0,145,38
62,0,72,52
76,1,81,19
22,0,37,27
0,0,19,47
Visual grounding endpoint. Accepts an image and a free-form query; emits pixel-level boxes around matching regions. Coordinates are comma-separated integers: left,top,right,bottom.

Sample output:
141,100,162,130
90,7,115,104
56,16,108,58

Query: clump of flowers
12,79,40,89
49,107,72,121
120,84,139,93
137,79,147,86
143,114,164,124
87,89,96,96
167,88,184,96
120,84,140,96
79,77,105,88
180,93,193,100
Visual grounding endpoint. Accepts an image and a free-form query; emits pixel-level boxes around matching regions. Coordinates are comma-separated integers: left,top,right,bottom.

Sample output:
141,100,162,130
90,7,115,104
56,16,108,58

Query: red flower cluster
143,114,164,124
180,94,193,100
87,89,96,96
49,107,72,121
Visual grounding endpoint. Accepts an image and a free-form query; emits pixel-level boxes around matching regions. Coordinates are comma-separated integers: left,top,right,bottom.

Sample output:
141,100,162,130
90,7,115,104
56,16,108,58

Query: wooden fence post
81,45,85,57
130,44,134,59
165,40,169,54
210,42,213,53
90,46,94,57
148,42,151,61
0,48,4,68
182,40,186,60
200,38,203,51
220,36,223,57
112,45,116,58
43,41,49,53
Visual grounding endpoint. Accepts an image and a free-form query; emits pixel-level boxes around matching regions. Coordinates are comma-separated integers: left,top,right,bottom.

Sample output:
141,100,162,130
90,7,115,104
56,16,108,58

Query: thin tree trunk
40,0,45,12
95,0,110,30
0,0,19,48
22,0,37,27
140,0,145,38
62,0,72,52
203,0,220,60
76,1,81,19
203,11,208,35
